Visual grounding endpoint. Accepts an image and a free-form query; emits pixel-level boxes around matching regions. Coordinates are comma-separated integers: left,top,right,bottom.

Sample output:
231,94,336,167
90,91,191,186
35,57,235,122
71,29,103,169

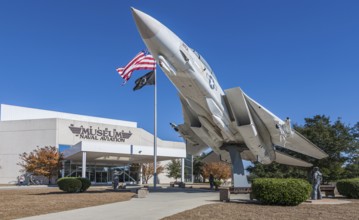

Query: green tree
166,159,182,181
247,162,309,182
247,115,358,183
18,146,64,184
348,122,359,163
344,163,359,179
295,115,357,182
343,122,359,179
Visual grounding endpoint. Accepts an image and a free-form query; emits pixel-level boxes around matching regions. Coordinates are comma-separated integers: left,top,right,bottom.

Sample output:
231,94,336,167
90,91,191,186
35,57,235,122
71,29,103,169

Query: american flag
116,50,156,84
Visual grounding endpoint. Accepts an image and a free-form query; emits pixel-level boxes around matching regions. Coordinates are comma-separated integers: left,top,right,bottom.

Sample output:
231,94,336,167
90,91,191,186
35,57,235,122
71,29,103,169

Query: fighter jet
131,8,328,186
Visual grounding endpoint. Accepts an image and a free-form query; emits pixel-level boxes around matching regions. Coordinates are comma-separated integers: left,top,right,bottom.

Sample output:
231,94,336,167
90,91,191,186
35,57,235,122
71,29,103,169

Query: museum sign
69,124,132,143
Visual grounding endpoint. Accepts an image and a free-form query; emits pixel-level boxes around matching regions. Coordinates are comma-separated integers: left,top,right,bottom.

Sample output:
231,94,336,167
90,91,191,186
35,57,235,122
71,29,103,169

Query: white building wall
0,105,186,184
0,104,137,128
0,119,57,184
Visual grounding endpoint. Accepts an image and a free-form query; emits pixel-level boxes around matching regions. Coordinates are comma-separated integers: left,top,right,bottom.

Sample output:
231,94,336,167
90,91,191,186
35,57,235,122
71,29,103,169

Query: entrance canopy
63,140,186,165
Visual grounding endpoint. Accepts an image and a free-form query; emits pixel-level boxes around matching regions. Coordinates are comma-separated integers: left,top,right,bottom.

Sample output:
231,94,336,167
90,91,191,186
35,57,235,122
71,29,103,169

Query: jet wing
179,94,201,127
243,94,328,159
177,124,209,155
207,148,312,167
176,94,209,155
202,150,256,164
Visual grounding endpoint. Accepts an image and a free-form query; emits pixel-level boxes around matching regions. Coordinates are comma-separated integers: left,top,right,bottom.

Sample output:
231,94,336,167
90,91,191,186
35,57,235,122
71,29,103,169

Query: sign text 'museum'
68,124,132,143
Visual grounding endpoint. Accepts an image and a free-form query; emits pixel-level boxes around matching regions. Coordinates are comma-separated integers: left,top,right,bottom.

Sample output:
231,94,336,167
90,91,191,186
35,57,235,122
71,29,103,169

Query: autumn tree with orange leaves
18,146,64,184
142,162,165,184
202,162,231,183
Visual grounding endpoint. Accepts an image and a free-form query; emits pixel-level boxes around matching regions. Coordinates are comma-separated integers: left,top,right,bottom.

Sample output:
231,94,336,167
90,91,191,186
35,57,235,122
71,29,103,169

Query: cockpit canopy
192,49,218,80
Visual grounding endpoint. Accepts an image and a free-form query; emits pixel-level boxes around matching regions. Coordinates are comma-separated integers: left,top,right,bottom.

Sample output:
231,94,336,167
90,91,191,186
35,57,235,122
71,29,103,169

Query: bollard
219,188,230,202
137,188,149,198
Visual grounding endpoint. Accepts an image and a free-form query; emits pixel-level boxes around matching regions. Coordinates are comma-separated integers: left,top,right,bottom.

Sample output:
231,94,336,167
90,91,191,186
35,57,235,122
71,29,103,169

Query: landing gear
224,145,249,187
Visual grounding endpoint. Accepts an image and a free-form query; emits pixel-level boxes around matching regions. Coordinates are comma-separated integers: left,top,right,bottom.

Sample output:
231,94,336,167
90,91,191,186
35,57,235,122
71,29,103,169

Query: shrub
252,178,311,206
57,177,82,193
76,177,91,192
336,178,359,198
214,180,222,188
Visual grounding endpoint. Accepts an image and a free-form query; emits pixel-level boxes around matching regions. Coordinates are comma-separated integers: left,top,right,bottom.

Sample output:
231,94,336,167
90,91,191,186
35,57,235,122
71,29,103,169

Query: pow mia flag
133,70,155,91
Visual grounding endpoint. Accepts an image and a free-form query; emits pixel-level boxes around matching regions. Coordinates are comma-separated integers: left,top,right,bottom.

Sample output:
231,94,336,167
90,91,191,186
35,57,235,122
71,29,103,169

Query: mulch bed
0,187,134,220
162,199,359,220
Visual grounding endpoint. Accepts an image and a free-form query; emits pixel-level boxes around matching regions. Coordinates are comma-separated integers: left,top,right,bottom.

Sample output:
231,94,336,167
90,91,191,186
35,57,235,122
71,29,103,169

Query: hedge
252,178,311,206
336,178,359,198
76,177,91,192
57,177,82,193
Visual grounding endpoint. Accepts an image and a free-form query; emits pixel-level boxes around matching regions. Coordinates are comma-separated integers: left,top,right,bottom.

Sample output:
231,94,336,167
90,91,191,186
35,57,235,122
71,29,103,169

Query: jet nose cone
131,8,160,39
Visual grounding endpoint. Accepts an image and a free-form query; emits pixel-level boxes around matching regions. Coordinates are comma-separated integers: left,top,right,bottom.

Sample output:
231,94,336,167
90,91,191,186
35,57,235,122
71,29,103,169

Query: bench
320,185,335,197
220,187,253,202
229,187,252,194
170,181,186,188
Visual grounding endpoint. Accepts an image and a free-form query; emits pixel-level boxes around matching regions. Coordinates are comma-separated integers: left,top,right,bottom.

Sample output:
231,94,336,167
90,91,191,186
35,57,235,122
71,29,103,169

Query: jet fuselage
131,8,272,163
131,8,328,167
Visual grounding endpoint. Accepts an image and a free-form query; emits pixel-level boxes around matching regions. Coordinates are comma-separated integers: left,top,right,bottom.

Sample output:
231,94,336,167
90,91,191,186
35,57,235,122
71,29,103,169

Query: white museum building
0,104,191,184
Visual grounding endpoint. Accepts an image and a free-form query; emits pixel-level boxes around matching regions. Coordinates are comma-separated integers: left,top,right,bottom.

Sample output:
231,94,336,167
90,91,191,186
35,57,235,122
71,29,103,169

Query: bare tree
142,162,164,184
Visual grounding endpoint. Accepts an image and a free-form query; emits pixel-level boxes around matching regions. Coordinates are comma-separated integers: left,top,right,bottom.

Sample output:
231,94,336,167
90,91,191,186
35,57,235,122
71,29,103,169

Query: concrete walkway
17,188,227,220
8,185,342,219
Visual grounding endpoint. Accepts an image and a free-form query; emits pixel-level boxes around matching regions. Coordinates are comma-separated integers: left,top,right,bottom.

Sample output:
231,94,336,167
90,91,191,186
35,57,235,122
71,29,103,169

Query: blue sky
1,0,358,147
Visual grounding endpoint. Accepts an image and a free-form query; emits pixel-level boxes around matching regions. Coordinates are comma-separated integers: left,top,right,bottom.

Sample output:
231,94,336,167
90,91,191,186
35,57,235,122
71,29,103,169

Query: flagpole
153,68,158,189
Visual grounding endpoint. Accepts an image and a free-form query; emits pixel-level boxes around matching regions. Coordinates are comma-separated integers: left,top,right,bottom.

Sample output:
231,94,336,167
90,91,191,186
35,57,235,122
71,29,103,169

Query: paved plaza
16,187,247,220
1,185,350,220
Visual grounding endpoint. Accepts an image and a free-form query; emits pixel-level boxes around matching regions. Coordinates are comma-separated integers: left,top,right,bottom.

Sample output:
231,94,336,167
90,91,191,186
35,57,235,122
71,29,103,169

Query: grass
0,187,134,220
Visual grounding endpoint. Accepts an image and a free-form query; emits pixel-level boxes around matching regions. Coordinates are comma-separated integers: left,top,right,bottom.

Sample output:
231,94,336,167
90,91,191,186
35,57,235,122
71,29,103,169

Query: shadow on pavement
147,187,218,194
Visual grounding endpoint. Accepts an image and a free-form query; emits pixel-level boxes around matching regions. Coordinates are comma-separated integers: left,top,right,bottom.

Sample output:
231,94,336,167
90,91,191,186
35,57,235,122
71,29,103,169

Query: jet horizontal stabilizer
243,95,328,160
274,151,313,167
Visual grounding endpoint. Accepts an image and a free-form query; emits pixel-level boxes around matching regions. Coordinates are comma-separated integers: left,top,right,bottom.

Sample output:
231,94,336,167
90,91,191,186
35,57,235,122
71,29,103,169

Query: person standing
209,174,214,190
113,173,119,190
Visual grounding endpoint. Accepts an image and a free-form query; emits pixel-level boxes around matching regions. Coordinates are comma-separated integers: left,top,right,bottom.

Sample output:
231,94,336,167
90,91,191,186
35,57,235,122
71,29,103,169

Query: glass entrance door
95,171,108,183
